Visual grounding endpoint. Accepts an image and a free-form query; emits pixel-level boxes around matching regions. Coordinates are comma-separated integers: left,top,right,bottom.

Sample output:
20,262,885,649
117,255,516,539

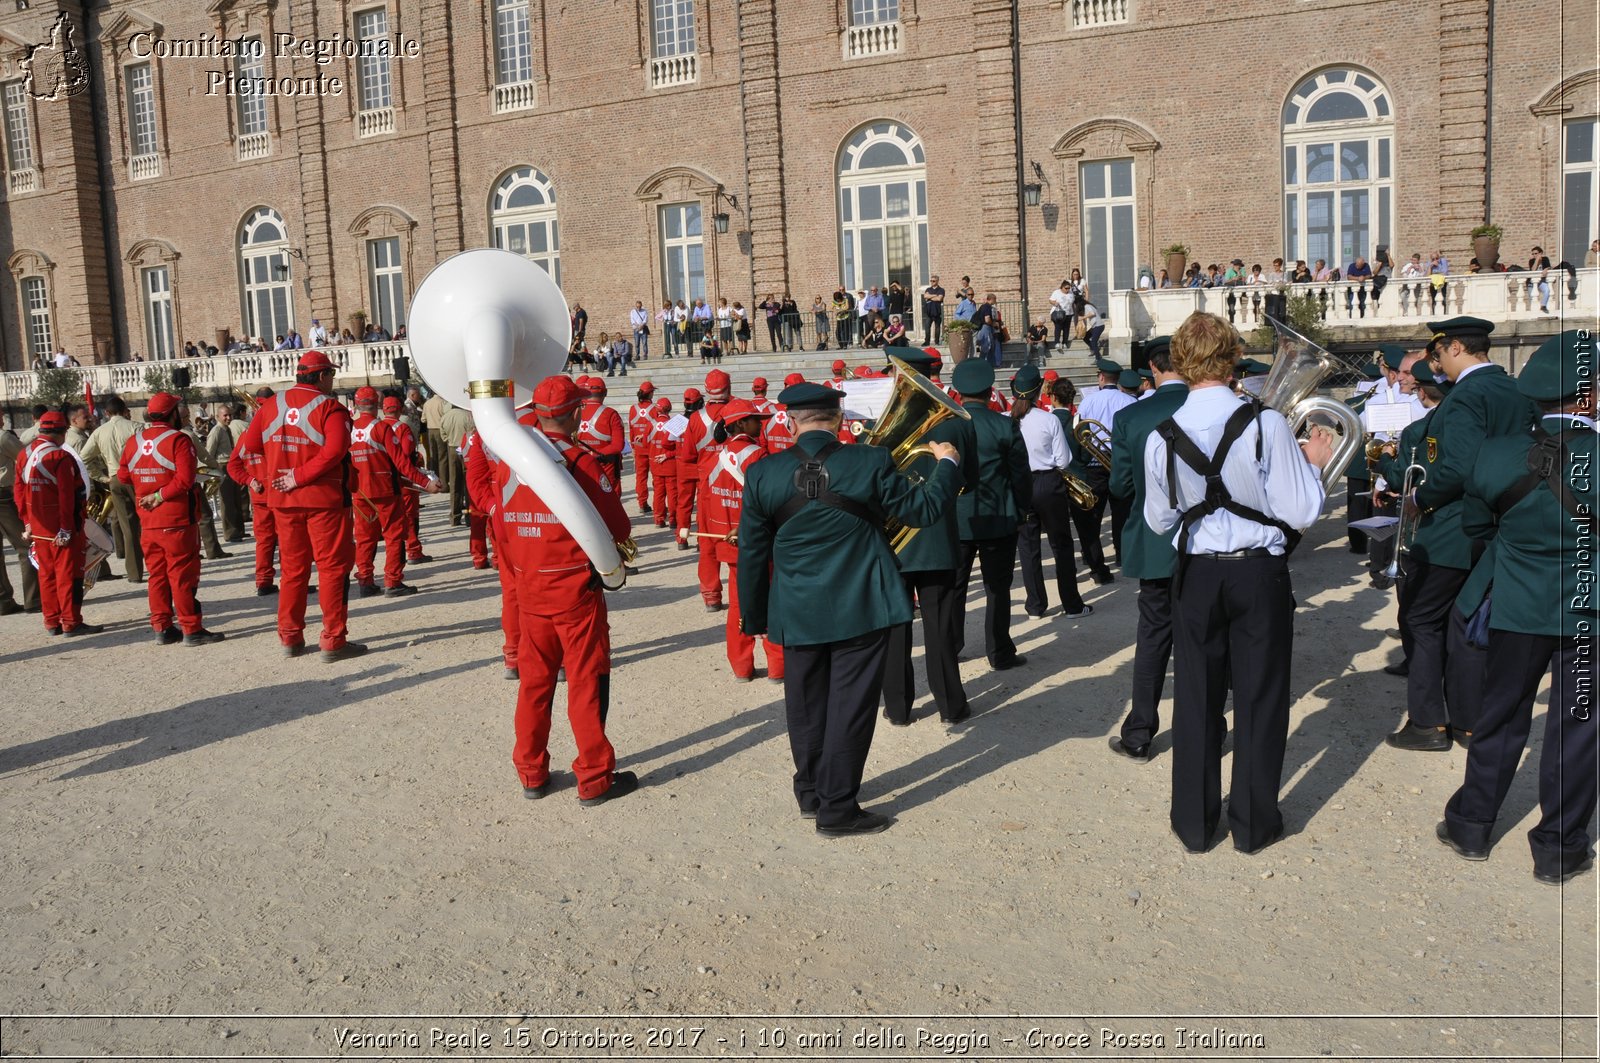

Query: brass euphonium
860,355,973,553
85,485,114,524
1260,316,1366,494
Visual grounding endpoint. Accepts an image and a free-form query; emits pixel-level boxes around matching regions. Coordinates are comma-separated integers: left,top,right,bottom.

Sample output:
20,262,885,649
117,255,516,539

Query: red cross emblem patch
285,408,301,426
140,439,156,457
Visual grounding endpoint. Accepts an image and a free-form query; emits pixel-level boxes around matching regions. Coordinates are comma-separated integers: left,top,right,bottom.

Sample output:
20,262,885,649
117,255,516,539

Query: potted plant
1471,224,1502,271
348,310,368,337
1162,243,1189,282
944,317,976,363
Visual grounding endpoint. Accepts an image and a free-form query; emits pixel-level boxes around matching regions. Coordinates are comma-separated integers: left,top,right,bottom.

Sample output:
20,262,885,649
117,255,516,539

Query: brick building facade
0,0,1594,372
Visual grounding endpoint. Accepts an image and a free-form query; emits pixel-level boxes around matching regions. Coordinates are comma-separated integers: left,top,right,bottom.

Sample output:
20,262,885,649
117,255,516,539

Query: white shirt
1049,288,1075,313
1018,407,1070,471
309,324,330,346
1453,360,1493,384
1081,303,1102,330
1143,386,1326,555
1077,386,1136,434
629,307,649,329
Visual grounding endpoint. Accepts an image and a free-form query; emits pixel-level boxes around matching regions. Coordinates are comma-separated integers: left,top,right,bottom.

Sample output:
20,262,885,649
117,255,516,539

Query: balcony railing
129,153,161,181
1072,0,1129,28
1106,268,1600,341
236,131,272,161
7,167,39,194
357,106,395,138
493,80,537,113
844,20,902,59
649,53,697,89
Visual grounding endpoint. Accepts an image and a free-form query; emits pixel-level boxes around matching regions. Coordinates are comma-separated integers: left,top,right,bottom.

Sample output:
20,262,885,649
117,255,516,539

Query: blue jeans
1085,325,1105,359
977,325,999,367
634,328,649,359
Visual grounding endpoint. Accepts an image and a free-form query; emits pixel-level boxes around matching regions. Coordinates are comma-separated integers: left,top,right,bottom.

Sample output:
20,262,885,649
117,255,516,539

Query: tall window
21,277,51,361
838,122,929,292
495,0,533,86
3,80,35,182
1080,159,1136,298
490,166,561,285
367,237,406,334
236,39,268,135
143,266,175,360
1562,117,1598,266
652,0,696,57
355,8,393,115
1282,68,1394,270
659,202,705,304
238,207,295,344
126,62,160,178
851,0,899,22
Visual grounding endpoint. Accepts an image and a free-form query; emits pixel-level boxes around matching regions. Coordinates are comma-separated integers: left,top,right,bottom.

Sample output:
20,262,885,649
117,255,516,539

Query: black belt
1194,548,1275,560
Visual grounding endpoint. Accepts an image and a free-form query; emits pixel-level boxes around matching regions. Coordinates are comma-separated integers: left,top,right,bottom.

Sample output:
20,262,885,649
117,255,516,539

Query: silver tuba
406,250,628,587
1258,317,1366,495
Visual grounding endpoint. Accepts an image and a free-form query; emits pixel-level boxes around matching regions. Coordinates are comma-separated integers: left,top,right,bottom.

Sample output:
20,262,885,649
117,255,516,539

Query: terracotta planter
1165,253,1187,281
948,328,974,364
1472,236,1500,271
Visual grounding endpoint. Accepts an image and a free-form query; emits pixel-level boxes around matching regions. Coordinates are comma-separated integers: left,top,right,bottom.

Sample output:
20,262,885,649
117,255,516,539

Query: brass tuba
1259,317,1366,494
860,355,973,553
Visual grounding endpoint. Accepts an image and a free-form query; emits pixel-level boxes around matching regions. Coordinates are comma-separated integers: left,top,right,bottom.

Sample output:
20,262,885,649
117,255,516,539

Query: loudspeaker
392,354,410,382
170,364,191,389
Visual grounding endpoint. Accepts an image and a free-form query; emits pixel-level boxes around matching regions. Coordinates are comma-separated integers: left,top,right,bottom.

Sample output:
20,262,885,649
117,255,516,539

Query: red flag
83,381,95,419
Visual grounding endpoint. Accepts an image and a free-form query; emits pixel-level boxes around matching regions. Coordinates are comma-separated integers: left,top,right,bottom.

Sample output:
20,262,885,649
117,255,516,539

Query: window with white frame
3,80,35,178
652,0,696,57
21,276,51,362
851,0,899,23
367,237,406,334
494,0,533,87
490,166,561,285
238,207,295,344
143,265,175,360
355,8,393,112
659,202,705,304
838,122,929,293
1561,117,1598,267
1080,159,1137,298
235,38,268,136
126,62,160,169
1282,68,1394,271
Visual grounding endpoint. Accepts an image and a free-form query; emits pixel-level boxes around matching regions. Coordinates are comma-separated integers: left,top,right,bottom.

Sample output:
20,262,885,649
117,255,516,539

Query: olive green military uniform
0,428,39,611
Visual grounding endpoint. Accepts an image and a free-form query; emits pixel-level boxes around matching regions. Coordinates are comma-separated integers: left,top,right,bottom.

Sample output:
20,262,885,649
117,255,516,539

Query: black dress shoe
816,810,892,837
942,711,971,728
407,553,434,563
206,550,231,559
881,712,912,727
799,807,818,820
1386,720,1452,751
523,779,550,800
356,581,382,598
321,641,369,663
989,654,1027,670
1383,661,1410,677
579,769,638,807
64,623,104,636
256,583,278,596
184,628,226,646
154,626,182,646
1370,574,1395,590
1236,823,1286,855
1108,736,1152,762
1435,821,1490,861
1091,569,1114,585
1533,854,1594,885
383,583,418,597
45,626,62,636
1,600,24,616
1025,608,1049,619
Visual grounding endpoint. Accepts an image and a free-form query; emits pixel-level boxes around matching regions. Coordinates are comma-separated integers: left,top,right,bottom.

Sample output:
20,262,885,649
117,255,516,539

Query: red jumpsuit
703,434,784,679
351,413,429,588
578,399,627,491
626,401,655,510
236,384,355,651
386,414,427,558
675,404,727,606
227,437,278,589
493,429,631,798
465,423,520,672
462,431,492,568
15,439,86,632
117,425,203,634
647,415,678,525
760,408,796,453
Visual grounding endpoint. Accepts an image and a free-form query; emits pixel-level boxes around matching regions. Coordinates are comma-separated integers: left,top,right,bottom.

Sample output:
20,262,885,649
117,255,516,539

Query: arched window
238,207,294,344
490,166,560,286
838,121,928,292
1282,68,1394,270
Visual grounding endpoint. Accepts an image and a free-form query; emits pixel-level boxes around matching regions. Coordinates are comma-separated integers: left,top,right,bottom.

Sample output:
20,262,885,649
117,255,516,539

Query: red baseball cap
297,350,334,374
683,387,702,403
638,380,655,392
381,396,403,414
1043,369,1059,381
831,359,846,373
354,386,379,404
783,372,806,387
532,375,583,416
580,377,606,395
751,377,768,392
146,392,180,417
652,397,671,413
719,398,771,423
704,369,731,400
36,411,67,432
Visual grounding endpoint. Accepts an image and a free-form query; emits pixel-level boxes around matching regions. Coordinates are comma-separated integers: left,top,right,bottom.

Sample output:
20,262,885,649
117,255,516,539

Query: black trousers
1171,554,1294,852
957,536,1017,664
1403,561,1474,729
883,571,968,723
784,627,890,827
1119,577,1173,748
1018,471,1085,617
1346,476,1372,552
765,317,782,351
922,314,941,346
1051,315,1070,347
835,318,853,348
1109,494,1131,565
1445,632,1598,872
1069,480,1110,574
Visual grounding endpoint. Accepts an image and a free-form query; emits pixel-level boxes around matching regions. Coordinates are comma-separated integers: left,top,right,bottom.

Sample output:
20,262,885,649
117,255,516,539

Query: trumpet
1076,419,1112,468
1383,449,1428,580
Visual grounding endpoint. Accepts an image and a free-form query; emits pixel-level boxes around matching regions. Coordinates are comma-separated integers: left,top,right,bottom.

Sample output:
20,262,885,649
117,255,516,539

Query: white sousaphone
407,249,628,588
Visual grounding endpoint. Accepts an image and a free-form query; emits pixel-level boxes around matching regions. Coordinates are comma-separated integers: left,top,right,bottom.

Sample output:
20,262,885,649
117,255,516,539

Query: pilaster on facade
1436,0,1490,265
291,0,336,326
737,0,788,298
971,0,1022,303
421,0,464,258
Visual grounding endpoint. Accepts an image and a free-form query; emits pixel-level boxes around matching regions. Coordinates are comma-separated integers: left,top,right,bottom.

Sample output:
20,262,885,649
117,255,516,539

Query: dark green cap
1143,336,1171,361
1095,357,1122,374
1425,316,1495,343
1517,329,1594,402
1137,368,1154,381
1375,343,1408,370
777,382,844,410
1011,364,1044,397
1235,358,1271,377
893,348,941,374
951,360,995,396
1118,370,1142,390
1359,362,1382,380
